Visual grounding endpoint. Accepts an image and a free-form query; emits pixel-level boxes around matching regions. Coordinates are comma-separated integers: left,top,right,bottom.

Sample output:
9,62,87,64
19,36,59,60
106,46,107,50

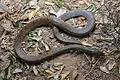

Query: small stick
84,57,101,78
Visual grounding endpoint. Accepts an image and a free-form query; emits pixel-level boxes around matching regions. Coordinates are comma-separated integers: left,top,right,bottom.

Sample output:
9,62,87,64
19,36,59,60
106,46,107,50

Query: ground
0,0,120,80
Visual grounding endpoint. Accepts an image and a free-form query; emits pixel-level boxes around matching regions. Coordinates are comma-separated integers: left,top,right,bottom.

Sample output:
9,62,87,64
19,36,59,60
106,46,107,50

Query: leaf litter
13,68,22,74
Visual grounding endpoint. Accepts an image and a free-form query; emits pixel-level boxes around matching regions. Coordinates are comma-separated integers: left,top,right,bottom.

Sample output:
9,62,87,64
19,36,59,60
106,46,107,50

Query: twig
84,57,101,78
104,5,117,27
116,11,119,27
0,12,8,21
84,53,91,63
0,30,6,43
98,11,120,34
7,47,17,58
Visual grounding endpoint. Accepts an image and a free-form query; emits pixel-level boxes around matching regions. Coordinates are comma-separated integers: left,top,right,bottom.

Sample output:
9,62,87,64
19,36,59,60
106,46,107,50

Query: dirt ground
0,0,120,80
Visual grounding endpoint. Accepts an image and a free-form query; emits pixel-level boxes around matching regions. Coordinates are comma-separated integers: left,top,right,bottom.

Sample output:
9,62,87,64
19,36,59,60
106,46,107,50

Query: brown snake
14,10,104,63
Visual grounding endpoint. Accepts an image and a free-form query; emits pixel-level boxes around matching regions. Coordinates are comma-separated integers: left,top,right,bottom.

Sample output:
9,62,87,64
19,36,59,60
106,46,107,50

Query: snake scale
14,10,104,63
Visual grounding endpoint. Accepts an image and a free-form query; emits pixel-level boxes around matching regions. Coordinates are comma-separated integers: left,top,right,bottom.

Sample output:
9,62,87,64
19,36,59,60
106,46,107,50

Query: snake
14,10,104,63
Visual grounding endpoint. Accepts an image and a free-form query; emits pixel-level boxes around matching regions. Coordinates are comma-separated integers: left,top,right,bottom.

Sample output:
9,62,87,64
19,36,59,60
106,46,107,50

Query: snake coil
14,10,104,63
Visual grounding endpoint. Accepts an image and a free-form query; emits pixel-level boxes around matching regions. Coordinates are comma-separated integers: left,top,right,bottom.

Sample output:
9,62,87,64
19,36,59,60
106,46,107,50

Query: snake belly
14,10,103,63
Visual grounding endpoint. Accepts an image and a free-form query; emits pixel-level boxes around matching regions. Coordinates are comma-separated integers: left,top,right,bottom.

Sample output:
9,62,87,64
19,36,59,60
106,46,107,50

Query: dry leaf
52,65,65,79
103,60,110,66
101,0,104,5
45,2,54,6
0,25,4,37
49,9,57,16
27,6,41,19
53,71,60,80
0,55,10,70
1,20,13,31
32,7,40,17
49,66,56,73
108,61,116,70
79,1,85,5
81,42,93,46
0,71,5,79
33,66,38,75
37,30,42,36
0,12,7,20
49,9,67,17
82,0,91,6
100,66,110,74
13,68,22,74
41,40,50,51
7,67,11,79
29,0,38,8
71,70,78,80
54,63,63,67
45,69,54,75
61,71,70,80
56,9,67,17
77,73,85,80
70,70,85,80
31,36,42,42
0,2,9,13
28,11,34,20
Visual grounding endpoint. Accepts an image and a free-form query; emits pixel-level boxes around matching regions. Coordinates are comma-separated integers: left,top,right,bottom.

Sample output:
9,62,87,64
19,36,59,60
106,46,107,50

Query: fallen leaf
1,20,13,31
0,25,4,37
49,8,66,17
81,42,93,46
49,66,56,73
71,70,78,80
59,65,65,73
45,69,54,75
0,71,5,79
31,36,42,42
7,67,11,79
32,7,40,17
54,63,63,67
0,12,7,21
37,30,42,36
13,68,22,74
82,0,91,6
61,71,70,80
100,66,110,74
101,0,104,5
53,71,61,80
56,9,67,17
0,2,9,13
26,64,30,69
29,0,38,8
0,55,10,70
18,11,29,21
71,70,85,80
103,60,110,66
53,65,65,79
108,61,116,70
79,1,85,5
49,9,57,16
33,66,38,75
41,40,50,51
45,2,54,6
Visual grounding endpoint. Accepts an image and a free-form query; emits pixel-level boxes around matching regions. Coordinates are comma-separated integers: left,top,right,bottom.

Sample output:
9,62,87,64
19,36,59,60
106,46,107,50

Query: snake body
14,10,104,63
53,10,94,44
